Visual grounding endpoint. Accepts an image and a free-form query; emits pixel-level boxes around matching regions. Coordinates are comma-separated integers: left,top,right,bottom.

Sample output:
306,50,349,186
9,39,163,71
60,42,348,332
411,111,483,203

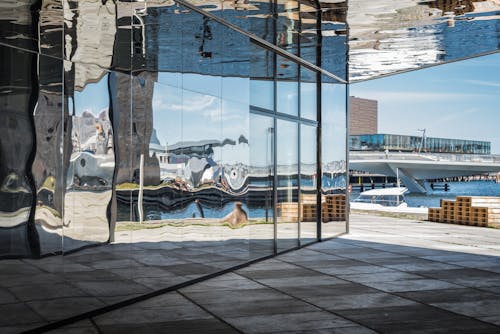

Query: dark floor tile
277,282,380,299
182,288,295,305
194,297,319,318
361,278,464,292
181,273,264,292
237,267,323,280
431,299,500,318
333,304,498,333
0,288,18,304
160,263,218,276
255,275,348,288
0,302,45,326
74,280,151,297
304,292,417,311
225,311,356,334
414,268,500,280
97,319,238,334
46,320,99,334
398,288,500,304
10,282,87,301
337,271,423,284
27,297,105,321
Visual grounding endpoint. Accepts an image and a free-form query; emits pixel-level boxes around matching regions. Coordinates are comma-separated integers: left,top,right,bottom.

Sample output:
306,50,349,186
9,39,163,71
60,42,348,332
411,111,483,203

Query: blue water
353,181,500,208
139,181,500,221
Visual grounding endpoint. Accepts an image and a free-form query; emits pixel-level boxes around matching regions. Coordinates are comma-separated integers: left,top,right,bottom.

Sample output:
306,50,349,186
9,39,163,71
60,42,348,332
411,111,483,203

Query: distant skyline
350,52,500,154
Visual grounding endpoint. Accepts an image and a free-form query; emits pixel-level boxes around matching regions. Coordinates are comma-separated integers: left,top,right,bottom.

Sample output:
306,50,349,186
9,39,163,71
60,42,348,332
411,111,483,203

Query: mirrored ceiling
348,0,500,81
0,0,498,84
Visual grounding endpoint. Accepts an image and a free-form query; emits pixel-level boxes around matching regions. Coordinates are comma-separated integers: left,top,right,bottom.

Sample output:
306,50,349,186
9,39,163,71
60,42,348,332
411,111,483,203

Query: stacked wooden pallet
277,202,299,222
277,194,347,222
322,194,347,222
428,196,500,227
301,203,318,222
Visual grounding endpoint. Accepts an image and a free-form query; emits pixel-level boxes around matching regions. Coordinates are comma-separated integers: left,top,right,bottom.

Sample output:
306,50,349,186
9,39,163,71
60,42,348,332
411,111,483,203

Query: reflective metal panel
348,0,500,81
0,0,337,331
0,45,37,258
33,54,64,256
63,65,113,252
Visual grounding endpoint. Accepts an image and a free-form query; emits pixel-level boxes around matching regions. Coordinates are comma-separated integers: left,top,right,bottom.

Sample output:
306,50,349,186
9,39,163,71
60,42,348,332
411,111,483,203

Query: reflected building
0,0,499,331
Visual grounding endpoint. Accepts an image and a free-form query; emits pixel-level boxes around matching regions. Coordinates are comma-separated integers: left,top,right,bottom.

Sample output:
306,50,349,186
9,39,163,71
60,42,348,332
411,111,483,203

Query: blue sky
350,52,500,154
74,75,109,115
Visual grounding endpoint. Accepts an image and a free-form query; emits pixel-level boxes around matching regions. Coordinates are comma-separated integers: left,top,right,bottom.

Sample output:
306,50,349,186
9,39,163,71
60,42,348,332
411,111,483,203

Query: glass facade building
1,0,500,331
0,1,348,330
350,134,491,155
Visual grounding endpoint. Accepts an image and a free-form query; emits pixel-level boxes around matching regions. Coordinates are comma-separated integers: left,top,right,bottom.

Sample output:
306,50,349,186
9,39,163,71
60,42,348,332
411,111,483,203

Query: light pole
418,128,426,153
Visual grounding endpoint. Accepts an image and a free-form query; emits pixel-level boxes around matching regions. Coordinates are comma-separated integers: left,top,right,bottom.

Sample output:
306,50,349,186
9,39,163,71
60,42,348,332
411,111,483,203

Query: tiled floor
37,215,500,332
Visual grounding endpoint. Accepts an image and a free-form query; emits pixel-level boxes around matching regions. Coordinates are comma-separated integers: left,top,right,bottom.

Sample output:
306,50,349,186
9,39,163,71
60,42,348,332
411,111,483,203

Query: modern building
349,96,378,135
0,0,499,332
350,134,491,154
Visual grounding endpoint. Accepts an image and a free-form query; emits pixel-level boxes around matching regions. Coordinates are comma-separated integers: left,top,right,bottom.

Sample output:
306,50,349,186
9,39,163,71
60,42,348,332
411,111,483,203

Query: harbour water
352,180,500,209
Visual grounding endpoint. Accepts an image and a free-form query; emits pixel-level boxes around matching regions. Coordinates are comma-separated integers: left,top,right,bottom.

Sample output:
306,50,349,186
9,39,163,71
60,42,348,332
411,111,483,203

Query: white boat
350,187,428,214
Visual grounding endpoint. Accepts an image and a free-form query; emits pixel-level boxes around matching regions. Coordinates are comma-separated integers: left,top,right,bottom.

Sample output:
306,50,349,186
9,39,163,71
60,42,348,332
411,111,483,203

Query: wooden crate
277,202,299,221
427,208,441,222
301,203,317,222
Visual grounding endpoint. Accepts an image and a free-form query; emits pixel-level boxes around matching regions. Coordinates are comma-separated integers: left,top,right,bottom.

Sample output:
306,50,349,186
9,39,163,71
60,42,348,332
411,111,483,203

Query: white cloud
170,95,217,112
351,90,489,103
462,79,500,88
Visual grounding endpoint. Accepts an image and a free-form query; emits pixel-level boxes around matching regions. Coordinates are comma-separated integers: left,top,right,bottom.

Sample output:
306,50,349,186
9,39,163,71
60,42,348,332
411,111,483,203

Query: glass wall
0,1,347,331
321,80,348,239
350,134,491,154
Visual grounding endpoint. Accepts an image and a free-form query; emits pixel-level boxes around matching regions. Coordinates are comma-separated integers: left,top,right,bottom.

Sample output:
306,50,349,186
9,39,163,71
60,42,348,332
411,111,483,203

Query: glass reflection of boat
351,187,427,214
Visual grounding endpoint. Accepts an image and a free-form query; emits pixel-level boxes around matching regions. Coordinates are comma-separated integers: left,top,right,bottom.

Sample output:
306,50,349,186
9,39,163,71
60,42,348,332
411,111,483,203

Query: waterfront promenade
47,214,500,333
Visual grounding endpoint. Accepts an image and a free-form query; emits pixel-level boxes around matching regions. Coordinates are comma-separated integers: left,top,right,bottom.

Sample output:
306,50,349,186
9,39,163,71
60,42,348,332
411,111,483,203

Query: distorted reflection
0,45,37,258
349,0,500,80
32,55,64,256
0,1,347,331
64,71,113,251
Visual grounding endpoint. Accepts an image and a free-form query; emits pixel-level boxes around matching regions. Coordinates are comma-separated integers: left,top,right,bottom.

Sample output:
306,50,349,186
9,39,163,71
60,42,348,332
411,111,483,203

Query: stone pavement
47,214,500,333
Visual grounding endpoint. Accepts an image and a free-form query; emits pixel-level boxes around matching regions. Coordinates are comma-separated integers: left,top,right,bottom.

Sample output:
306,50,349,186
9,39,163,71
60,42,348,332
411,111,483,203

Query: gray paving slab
27,297,106,321
271,282,381,299
431,300,500,318
253,274,349,288
9,282,87,302
191,297,320,318
224,311,357,334
16,214,500,333
96,319,239,334
337,271,424,284
361,278,465,293
180,288,297,305
46,320,99,334
478,316,500,326
237,266,326,280
0,302,45,326
0,288,18,304
334,305,499,333
268,327,377,334
313,263,395,276
301,292,417,311
397,288,500,304
181,273,266,292
74,280,152,297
